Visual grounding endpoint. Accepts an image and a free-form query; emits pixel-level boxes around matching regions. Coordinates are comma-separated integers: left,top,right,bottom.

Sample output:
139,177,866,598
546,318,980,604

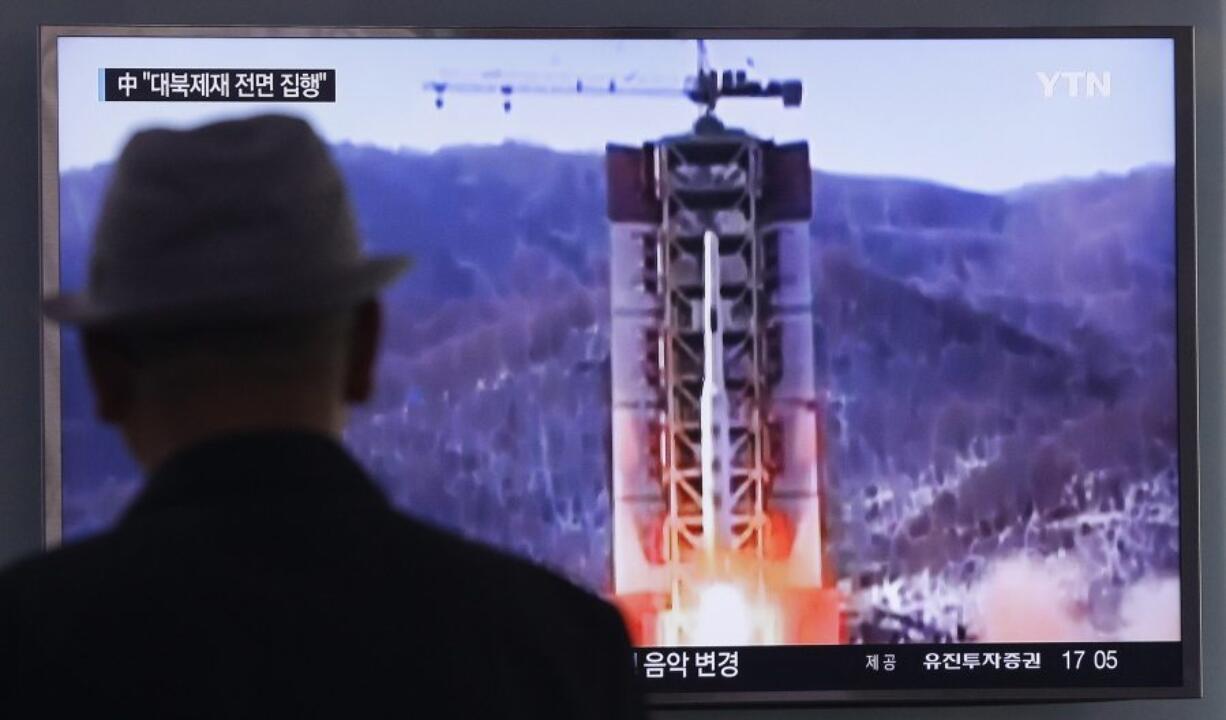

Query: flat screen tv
38,25,1200,706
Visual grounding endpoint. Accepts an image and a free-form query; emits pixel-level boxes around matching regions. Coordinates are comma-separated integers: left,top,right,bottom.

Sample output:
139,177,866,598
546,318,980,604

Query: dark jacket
0,431,643,719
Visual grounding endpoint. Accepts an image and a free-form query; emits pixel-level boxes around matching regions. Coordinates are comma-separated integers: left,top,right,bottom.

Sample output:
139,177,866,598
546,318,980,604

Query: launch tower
424,40,840,646
607,115,839,646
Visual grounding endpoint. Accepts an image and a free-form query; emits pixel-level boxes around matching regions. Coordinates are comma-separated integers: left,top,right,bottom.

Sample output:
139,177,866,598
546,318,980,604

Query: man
0,115,643,718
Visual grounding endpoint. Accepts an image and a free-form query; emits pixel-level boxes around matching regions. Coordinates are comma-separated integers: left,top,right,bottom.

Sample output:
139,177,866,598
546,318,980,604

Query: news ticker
632,642,1183,692
101,68,337,102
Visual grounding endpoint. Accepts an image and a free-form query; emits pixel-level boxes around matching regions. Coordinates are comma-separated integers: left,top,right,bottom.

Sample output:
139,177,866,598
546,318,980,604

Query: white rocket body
700,230,736,562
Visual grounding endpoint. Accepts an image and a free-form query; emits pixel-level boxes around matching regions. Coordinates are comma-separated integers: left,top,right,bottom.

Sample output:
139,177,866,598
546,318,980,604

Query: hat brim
44,255,410,330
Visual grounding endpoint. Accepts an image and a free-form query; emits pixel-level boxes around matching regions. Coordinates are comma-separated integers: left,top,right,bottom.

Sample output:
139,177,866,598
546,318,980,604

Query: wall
0,1,1220,718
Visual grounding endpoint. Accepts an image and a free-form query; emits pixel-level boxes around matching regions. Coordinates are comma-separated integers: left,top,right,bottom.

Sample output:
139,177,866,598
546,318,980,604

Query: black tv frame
37,24,1200,708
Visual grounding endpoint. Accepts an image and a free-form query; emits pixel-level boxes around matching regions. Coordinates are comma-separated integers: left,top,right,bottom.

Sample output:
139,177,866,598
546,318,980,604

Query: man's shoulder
0,504,642,718
382,512,621,630
381,515,640,714
0,505,627,646
0,531,123,601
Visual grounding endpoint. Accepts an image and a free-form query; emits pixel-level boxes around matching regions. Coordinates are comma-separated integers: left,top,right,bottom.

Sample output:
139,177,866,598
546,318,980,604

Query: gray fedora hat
44,113,409,328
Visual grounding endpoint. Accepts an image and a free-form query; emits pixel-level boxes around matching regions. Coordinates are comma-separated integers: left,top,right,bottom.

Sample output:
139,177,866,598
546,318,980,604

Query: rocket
700,229,735,563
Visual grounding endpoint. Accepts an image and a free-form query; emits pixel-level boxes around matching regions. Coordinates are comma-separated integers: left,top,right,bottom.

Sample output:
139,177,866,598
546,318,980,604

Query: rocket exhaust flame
694,583,753,645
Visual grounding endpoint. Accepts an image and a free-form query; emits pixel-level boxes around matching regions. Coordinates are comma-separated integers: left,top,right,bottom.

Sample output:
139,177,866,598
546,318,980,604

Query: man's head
44,114,408,468
81,301,382,469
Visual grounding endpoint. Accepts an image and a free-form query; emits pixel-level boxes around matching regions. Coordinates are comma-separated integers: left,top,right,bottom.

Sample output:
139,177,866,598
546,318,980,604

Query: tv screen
39,26,1200,705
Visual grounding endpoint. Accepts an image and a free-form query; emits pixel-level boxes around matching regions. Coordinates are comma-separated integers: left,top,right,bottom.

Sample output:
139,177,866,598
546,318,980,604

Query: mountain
56,144,1178,640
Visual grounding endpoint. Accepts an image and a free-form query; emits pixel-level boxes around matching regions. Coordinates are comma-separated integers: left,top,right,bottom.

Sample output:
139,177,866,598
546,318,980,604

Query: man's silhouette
0,115,643,718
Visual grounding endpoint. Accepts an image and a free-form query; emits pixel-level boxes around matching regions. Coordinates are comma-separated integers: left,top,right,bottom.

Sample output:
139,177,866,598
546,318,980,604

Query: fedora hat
44,114,409,328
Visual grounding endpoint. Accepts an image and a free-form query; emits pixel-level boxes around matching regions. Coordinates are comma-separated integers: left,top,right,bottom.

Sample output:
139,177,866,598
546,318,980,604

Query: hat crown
89,114,361,305
45,114,408,328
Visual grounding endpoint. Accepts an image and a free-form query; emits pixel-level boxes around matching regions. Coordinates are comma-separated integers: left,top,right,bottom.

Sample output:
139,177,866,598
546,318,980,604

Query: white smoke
972,554,1180,643
1118,576,1181,641
973,555,1091,642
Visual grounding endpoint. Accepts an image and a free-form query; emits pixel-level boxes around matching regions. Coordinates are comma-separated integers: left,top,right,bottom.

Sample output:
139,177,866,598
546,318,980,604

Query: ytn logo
1037,71,1112,99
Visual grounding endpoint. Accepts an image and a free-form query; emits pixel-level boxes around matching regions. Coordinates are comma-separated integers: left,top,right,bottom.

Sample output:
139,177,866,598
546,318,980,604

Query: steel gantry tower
608,116,839,646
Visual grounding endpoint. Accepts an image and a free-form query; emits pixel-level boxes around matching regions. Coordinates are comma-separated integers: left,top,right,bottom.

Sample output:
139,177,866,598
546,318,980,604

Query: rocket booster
700,230,735,562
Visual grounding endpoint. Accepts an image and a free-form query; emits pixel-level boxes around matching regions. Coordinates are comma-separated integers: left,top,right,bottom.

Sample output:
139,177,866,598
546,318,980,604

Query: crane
423,40,803,120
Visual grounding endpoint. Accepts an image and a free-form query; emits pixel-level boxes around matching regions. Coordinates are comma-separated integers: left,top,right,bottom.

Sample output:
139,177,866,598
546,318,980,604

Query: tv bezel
37,24,1201,707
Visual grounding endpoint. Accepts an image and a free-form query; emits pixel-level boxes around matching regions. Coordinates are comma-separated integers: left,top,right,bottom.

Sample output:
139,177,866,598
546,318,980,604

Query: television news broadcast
43,29,1199,705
